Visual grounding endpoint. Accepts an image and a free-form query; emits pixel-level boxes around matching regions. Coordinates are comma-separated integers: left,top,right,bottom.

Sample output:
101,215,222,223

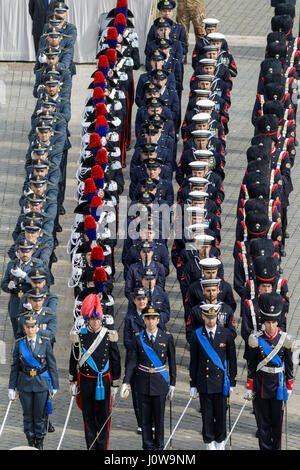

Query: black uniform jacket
69,327,121,383
189,325,237,394
123,328,176,396
247,330,293,399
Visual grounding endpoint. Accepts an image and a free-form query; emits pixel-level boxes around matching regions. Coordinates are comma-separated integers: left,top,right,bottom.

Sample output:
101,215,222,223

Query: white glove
69,383,77,397
190,387,198,399
120,383,130,399
23,302,33,311
287,390,292,399
8,389,16,401
39,53,47,63
52,389,57,397
168,385,175,401
244,389,254,400
111,386,119,401
11,267,27,279
8,281,16,290
229,387,234,397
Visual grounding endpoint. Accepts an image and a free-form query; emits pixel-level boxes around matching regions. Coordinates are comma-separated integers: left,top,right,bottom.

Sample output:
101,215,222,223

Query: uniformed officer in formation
69,294,121,450
233,1,298,449
120,305,176,450
8,315,59,449
2,0,77,449
66,0,141,449
5,0,299,453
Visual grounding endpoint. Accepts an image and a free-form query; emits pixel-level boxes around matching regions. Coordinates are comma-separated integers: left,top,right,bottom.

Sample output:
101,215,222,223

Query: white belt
261,366,284,374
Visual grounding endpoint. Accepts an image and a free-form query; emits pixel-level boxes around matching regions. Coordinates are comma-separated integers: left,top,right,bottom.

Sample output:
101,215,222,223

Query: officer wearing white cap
189,302,237,450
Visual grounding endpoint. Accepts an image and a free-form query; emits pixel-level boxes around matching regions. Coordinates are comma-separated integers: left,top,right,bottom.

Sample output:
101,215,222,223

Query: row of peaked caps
93,11,239,337
1,5,78,341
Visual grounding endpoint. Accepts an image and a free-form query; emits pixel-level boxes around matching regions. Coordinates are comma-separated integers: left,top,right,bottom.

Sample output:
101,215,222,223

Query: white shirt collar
205,325,217,337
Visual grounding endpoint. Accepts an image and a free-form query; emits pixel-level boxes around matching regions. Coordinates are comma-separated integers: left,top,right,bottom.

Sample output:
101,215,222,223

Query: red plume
94,71,106,84
91,165,104,180
106,27,118,40
91,246,104,261
90,195,103,208
88,133,102,149
95,148,109,165
95,102,108,116
97,55,109,69
114,13,127,25
84,215,97,231
117,0,128,7
93,267,107,282
84,178,98,195
81,294,103,319
107,48,117,63
93,87,105,100
96,115,108,127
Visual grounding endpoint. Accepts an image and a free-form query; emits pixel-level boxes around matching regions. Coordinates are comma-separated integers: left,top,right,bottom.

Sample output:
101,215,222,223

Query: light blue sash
139,332,169,384
258,337,288,402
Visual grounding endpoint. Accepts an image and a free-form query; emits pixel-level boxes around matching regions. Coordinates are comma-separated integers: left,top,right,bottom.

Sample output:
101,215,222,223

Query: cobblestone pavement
0,1,300,452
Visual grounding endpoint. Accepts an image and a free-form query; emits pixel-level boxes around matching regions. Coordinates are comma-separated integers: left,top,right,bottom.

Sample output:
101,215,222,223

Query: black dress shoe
52,253,58,263
48,420,55,433
27,436,35,447
54,239,59,248
35,438,44,450
59,206,66,215
56,224,63,233
285,232,290,239
280,250,287,257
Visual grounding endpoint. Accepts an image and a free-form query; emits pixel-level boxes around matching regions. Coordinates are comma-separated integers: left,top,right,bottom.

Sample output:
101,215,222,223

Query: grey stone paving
0,1,300,451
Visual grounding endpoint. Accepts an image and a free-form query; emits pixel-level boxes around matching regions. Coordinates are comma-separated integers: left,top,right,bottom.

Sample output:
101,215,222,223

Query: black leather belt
21,366,47,377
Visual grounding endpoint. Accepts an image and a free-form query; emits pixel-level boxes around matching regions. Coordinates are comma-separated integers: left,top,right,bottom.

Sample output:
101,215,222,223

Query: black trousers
138,393,166,450
130,375,141,428
199,393,227,443
33,35,40,55
254,396,284,450
79,374,111,450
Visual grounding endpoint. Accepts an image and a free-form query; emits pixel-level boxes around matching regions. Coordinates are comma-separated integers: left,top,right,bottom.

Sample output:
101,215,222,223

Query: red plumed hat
114,13,127,25
95,102,108,117
93,267,107,283
90,195,103,208
97,55,109,69
106,27,118,40
95,148,109,165
117,0,128,7
84,215,97,231
96,115,108,127
88,133,102,149
84,178,98,195
91,165,105,180
91,246,104,261
81,294,103,319
94,71,106,84
93,87,105,100
107,48,117,63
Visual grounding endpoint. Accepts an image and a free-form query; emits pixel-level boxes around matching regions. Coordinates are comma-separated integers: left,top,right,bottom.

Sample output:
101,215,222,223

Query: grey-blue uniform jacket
9,332,59,393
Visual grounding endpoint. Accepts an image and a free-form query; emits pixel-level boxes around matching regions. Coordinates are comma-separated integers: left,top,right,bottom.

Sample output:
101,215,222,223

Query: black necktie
150,334,155,346
209,331,214,343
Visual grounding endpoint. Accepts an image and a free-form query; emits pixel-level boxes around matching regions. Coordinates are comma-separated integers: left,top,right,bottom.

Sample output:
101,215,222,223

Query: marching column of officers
2,0,299,452
233,0,299,451
1,1,77,450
